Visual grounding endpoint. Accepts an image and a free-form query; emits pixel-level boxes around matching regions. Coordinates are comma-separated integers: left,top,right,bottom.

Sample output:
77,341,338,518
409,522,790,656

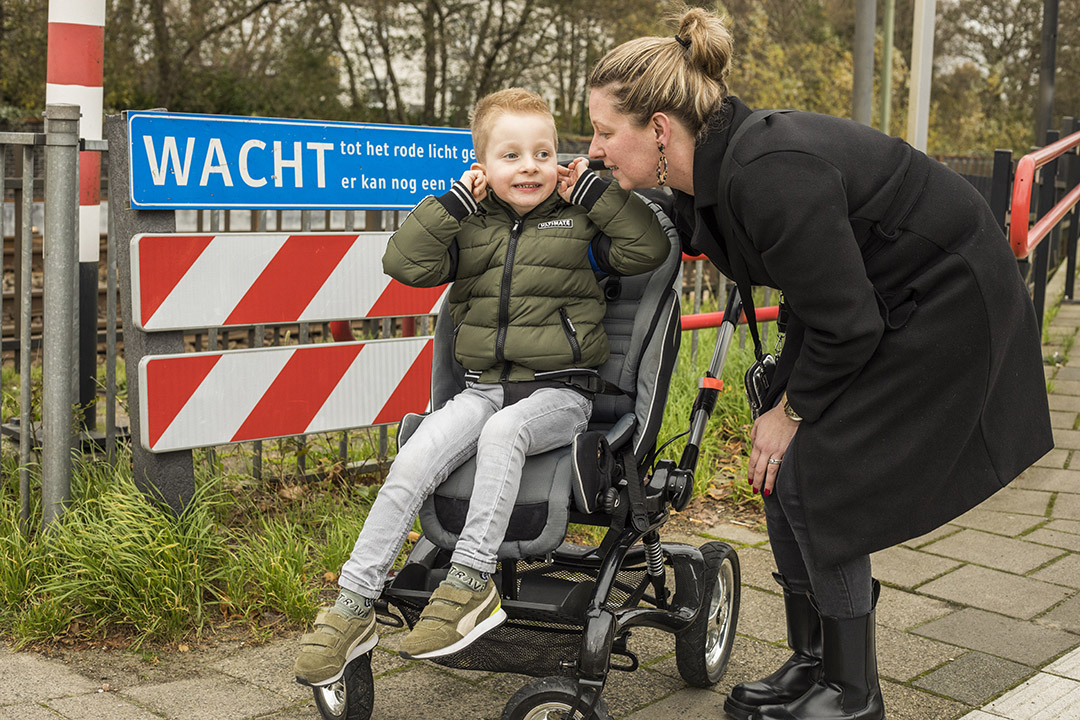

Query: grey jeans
764,449,874,619
339,383,592,598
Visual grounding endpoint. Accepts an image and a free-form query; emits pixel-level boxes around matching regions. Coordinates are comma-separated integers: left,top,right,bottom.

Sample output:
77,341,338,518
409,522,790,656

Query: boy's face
478,112,559,216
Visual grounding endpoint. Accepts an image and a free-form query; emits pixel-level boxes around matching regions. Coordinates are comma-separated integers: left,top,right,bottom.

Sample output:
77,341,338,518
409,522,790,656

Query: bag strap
713,108,790,361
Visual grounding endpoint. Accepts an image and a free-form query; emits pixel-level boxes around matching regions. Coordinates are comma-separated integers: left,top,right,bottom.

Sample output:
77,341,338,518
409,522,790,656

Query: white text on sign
142,137,477,190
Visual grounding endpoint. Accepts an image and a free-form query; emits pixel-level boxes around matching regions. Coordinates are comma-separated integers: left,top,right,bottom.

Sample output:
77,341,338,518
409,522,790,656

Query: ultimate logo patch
537,219,573,229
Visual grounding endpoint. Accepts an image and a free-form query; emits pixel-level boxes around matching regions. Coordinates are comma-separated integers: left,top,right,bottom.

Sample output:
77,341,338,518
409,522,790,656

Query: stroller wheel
311,652,375,720
676,541,740,687
501,676,612,720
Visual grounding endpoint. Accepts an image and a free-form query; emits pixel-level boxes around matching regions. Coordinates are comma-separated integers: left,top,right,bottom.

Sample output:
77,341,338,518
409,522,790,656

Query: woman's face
588,88,660,191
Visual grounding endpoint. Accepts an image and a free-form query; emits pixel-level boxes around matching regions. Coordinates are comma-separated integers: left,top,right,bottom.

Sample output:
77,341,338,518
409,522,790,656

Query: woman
587,7,1053,720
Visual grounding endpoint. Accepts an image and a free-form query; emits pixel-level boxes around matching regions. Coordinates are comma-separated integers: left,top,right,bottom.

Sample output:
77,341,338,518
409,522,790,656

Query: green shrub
225,517,318,624
31,457,229,647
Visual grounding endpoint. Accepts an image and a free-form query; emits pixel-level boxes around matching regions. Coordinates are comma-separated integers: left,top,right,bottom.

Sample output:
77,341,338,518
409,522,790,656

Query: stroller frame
308,214,749,720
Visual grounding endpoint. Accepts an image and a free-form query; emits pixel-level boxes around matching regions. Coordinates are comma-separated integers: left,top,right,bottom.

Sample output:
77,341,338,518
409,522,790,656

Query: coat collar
677,96,754,212
670,96,752,267
480,189,563,220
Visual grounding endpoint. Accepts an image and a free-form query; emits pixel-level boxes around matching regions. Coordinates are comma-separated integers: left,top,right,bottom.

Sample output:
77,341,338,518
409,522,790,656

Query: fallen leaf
277,485,305,501
406,531,421,543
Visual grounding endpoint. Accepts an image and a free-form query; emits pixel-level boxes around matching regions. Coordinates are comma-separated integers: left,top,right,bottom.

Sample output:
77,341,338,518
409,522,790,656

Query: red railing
1009,129,1080,259
681,305,778,330
679,252,779,330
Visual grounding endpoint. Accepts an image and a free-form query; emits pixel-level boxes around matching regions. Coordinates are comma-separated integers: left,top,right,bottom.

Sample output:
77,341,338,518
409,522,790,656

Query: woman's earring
656,143,668,186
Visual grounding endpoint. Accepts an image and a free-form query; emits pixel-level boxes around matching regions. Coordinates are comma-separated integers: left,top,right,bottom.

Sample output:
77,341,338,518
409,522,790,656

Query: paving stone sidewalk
5,279,1080,720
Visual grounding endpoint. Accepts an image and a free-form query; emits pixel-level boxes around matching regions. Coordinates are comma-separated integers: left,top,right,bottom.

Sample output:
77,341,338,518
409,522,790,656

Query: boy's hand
558,157,589,202
460,165,487,203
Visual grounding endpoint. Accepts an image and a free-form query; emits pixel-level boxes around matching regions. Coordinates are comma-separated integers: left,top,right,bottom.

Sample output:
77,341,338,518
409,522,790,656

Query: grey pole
853,0,877,126
105,112,196,514
907,0,937,152
106,195,118,463
881,0,896,134
1035,0,1058,145
18,145,34,530
42,104,81,528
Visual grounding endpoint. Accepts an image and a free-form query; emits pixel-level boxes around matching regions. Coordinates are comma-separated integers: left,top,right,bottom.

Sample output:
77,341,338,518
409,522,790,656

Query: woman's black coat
672,97,1053,567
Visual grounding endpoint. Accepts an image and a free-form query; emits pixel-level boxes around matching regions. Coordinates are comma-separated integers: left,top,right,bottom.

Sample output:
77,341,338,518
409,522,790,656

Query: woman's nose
588,137,603,159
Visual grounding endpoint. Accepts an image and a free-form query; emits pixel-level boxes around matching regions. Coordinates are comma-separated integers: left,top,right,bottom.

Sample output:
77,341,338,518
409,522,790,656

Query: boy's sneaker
294,608,378,687
398,578,506,659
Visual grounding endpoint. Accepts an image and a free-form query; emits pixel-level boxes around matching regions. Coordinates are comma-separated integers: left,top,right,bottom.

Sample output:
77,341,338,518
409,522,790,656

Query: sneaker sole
296,632,379,688
400,607,507,660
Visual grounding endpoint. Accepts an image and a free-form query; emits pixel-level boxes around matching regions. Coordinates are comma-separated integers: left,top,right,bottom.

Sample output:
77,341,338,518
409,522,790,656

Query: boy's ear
471,162,485,173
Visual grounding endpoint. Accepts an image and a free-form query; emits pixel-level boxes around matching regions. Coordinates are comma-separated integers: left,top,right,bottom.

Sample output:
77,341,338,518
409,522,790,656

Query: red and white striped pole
46,0,105,432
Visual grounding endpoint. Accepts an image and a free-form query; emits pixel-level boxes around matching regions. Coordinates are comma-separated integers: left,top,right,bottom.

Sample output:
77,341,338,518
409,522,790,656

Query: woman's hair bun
588,3,734,138
676,6,732,84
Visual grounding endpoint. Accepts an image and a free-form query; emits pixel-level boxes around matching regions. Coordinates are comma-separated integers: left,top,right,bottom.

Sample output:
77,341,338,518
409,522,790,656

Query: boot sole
400,607,507,660
296,632,379,688
723,695,756,720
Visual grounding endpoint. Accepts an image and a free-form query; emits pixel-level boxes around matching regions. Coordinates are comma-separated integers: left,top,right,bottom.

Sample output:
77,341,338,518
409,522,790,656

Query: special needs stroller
308,196,743,720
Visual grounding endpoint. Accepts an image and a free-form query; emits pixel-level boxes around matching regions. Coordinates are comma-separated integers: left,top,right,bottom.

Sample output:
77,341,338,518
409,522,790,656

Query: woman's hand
459,164,488,203
558,157,589,202
748,404,800,497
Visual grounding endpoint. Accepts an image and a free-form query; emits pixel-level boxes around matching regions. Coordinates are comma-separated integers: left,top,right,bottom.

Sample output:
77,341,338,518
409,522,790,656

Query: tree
0,0,46,123
103,0,348,119
935,0,1043,153
720,1,856,117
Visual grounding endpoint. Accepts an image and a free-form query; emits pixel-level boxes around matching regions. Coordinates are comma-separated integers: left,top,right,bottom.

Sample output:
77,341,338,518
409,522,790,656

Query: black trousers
763,458,874,619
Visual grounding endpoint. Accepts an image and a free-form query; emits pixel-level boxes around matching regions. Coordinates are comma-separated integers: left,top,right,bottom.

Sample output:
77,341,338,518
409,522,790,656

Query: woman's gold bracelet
782,392,803,422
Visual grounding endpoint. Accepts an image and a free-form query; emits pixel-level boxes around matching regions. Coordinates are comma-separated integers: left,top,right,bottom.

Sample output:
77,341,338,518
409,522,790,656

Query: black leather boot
723,574,822,720
752,581,885,720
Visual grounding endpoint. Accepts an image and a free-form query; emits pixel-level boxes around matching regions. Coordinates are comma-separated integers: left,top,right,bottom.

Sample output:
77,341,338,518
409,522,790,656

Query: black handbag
744,351,776,420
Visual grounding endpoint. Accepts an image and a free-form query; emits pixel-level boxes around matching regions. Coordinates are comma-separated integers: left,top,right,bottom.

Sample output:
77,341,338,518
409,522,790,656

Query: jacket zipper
496,218,524,372
558,307,582,363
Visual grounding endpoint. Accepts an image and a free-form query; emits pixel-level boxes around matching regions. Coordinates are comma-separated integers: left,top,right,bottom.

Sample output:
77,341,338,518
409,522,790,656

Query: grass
0,444,381,649
655,296,763,507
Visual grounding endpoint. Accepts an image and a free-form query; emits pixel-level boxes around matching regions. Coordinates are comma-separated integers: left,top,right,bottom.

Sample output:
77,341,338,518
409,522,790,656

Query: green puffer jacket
382,171,670,382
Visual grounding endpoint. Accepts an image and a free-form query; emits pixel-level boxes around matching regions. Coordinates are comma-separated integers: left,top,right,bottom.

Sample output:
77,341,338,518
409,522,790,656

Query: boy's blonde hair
588,5,734,139
470,88,557,160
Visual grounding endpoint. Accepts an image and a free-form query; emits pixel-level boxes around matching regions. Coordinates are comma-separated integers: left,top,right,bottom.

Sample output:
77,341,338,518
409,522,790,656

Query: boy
295,88,669,686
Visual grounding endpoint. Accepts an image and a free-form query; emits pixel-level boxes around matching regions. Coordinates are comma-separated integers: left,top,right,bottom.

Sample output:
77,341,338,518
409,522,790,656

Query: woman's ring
768,457,783,465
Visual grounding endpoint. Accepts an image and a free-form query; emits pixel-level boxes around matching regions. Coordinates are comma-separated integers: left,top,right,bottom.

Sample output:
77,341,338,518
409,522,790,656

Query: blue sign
128,111,475,209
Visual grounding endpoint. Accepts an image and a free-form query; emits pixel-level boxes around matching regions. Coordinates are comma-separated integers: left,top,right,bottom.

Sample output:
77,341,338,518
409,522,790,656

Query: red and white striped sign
131,232,448,331
47,0,104,263
138,337,433,453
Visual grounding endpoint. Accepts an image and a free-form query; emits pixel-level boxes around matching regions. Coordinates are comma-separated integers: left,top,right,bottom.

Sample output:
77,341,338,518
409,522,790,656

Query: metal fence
2,110,726,532
937,154,995,204
0,126,43,531
0,106,443,529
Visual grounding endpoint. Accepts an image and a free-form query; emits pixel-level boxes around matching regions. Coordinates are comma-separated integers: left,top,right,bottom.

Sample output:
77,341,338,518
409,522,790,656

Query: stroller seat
402,195,684,560
309,195,741,720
